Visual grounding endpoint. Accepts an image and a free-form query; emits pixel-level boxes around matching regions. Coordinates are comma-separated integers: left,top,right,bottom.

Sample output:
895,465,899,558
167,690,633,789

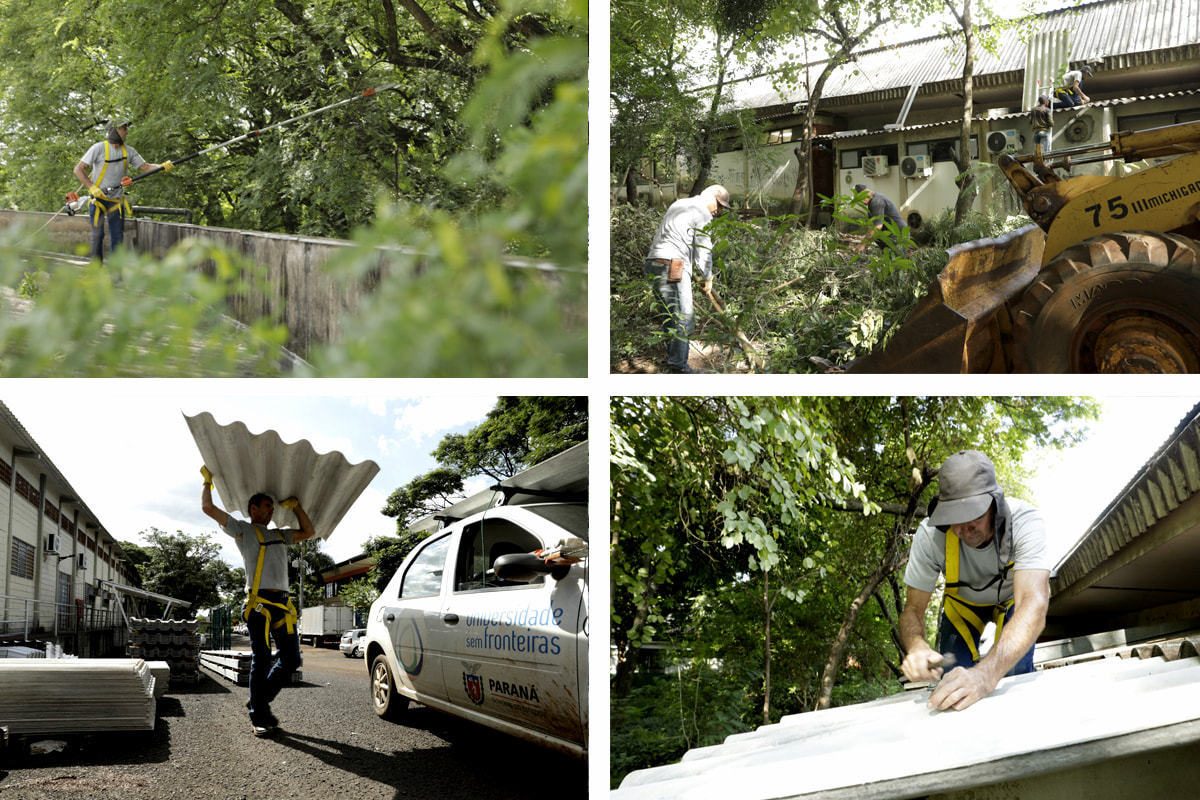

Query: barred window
10,537,34,580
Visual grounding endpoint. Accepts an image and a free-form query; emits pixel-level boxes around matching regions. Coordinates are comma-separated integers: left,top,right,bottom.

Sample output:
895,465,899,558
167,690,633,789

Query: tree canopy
0,0,585,239
383,395,587,529
134,527,242,613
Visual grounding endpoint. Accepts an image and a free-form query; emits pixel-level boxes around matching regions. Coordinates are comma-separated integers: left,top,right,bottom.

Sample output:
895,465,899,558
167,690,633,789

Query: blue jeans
89,198,125,261
937,601,1035,676
1034,131,1051,153
246,600,302,719
644,259,694,371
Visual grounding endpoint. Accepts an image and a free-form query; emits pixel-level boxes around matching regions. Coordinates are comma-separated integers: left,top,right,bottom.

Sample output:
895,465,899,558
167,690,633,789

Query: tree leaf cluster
382,396,587,533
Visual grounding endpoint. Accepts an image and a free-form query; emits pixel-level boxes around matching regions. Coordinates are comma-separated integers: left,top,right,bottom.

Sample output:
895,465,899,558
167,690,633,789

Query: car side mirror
493,553,571,583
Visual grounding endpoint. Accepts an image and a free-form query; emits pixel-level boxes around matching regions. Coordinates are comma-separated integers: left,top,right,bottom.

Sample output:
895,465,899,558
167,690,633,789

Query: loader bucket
849,224,1046,373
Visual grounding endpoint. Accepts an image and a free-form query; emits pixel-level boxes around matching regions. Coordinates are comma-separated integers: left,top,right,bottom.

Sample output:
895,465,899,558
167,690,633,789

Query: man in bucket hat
898,450,1051,711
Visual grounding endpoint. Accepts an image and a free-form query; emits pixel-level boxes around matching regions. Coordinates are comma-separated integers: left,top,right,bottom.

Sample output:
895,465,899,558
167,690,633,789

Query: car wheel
371,653,408,721
352,646,361,658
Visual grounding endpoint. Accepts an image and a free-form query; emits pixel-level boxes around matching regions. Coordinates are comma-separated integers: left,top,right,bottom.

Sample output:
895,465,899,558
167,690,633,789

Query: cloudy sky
0,383,504,569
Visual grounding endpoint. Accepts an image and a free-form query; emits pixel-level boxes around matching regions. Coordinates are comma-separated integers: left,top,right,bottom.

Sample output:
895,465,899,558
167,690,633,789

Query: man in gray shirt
69,118,174,261
899,450,1051,712
201,466,316,736
643,184,731,373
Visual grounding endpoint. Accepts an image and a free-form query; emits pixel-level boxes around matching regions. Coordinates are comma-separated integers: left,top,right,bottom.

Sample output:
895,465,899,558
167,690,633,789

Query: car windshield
523,503,587,539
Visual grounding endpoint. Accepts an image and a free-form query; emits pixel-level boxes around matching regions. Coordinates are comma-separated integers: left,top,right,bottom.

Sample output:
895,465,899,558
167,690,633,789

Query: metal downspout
36,473,46,633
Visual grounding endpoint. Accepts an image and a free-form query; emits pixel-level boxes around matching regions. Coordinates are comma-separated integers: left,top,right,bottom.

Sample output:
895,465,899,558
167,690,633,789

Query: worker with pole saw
66,118,174,262
898,450,1051,712
56,84,398,258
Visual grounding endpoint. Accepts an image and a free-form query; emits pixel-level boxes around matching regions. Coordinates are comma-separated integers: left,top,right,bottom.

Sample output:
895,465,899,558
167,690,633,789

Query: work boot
667,364,707,374
248,700,279,734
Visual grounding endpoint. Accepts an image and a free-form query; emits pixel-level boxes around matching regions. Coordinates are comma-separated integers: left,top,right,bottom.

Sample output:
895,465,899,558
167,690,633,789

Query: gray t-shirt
905,498,1051,606
646,195,715,280
222,516,297,593
79,141,146,200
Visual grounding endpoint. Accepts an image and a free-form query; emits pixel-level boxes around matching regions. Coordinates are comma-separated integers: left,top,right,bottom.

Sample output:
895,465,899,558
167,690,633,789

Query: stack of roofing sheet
0,659,156,735
200,649,303,685
614,654,1200,800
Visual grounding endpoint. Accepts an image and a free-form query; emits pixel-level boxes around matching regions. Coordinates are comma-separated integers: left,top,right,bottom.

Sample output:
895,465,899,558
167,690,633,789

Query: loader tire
1011,231,1200,373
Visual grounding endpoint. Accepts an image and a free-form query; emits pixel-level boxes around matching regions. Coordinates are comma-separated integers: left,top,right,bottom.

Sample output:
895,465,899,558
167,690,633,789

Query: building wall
0,414,134,637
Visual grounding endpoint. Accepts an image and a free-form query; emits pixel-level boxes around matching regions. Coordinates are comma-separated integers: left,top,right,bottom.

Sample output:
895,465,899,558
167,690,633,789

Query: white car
363,501,588,758
340,628,367,658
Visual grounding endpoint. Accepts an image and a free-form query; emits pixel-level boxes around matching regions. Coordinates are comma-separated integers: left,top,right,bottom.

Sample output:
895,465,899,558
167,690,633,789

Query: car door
376,531,455,704
438,510,585,746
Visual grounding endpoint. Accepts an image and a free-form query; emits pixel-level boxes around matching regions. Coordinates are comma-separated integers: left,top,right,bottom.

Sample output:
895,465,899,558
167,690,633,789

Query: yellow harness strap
243,525,297,640
89,142,132,224
944,531,1014,662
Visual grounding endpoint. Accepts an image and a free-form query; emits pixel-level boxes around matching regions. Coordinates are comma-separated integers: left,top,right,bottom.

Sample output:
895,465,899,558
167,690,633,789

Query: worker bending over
899,450,1051,711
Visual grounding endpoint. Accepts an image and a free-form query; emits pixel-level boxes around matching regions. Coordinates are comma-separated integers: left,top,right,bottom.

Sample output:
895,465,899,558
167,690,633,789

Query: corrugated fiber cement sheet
184,411,380,539
614,655,1200,800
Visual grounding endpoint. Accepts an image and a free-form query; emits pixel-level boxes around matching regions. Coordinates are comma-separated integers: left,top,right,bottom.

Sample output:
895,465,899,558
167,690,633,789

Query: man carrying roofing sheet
899,450,1052,711
200,465,316,737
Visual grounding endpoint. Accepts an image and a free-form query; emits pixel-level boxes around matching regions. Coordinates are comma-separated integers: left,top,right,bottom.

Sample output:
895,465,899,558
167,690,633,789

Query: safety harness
942,529,1014,663
243,524,298,641
89,141,132,224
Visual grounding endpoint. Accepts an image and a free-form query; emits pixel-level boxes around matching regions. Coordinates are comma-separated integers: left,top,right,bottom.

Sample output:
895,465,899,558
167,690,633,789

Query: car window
453,517,544,592
400,534,451,598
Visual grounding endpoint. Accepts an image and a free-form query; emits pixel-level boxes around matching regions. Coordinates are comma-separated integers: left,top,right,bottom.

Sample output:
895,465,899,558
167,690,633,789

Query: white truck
300,605,356,647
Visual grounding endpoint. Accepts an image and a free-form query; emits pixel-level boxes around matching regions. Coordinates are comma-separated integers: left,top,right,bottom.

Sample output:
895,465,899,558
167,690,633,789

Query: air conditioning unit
862,155,889,177
987,129,1019,154
44,532,60,554
77,552,90,571
900,155,932,178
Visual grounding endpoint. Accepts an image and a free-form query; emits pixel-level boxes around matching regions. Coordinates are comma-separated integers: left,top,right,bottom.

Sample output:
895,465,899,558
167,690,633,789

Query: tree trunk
952,0,977,226
613,550,656,698
814,485,928,710
762,570,772,726
689,36,734,197
624,165,638,206
813,550,896,710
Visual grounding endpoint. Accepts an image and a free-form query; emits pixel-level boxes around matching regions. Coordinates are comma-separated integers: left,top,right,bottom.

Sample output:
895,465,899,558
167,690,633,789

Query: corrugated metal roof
613,653,1200,800
818,88,1200,141
183,411,380,541
407,441,588,534
721,0,1200,112
1051,402,1200,594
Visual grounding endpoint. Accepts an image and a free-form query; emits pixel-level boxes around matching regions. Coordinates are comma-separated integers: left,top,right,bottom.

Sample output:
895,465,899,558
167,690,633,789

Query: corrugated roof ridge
1052,401,1200,593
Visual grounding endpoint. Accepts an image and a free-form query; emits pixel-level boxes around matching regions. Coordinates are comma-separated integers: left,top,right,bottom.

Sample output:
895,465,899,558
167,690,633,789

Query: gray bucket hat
929,450,999,526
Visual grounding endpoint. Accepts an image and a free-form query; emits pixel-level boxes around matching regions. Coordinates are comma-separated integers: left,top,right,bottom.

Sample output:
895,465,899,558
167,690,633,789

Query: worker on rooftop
899,450,1052,711
68,118,173,262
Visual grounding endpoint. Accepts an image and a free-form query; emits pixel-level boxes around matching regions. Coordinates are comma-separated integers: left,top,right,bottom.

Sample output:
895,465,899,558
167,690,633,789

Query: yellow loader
851,119,1200,373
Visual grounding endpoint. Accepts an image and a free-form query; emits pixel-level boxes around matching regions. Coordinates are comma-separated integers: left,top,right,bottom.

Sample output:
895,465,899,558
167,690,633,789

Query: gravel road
0,641,588,800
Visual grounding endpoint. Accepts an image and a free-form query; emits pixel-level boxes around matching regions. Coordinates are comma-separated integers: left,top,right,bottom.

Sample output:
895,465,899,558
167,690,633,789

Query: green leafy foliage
0,0,586,377
138,527,241,613
384,396,587,531
0,228,293,377
610,198,1031,373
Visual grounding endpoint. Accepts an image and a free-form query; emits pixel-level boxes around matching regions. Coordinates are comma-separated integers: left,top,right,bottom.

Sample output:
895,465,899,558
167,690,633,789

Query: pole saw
128,82,400,185
55,82,400,218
